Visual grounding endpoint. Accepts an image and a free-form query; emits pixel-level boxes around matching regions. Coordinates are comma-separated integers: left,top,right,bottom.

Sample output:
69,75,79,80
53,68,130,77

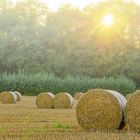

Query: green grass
0,72,136,96
52,122,71,129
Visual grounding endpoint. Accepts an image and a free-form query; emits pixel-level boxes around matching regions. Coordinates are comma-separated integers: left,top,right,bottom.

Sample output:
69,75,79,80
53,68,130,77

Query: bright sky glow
42,0,140,11
102,13,114,26
41,0,102,11
10,0,140,11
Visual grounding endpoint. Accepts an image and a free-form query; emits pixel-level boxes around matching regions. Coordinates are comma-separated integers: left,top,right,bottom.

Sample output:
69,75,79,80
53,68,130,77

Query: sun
102,13,114,26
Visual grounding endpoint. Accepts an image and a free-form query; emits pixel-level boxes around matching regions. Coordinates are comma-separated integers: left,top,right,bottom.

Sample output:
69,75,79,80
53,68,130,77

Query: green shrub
0,72,136,96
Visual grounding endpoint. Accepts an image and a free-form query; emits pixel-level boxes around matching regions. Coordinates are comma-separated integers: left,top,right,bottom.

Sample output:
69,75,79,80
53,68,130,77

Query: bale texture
53,92,73,109
0,91,17,104
125,90,140,132
36,92,54,109
14,91,22,101
125,94,132,101
76,89,127,130
72,100,79,109
74,92,83,100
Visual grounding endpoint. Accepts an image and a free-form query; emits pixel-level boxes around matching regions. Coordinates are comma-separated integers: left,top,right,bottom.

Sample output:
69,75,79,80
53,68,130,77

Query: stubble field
0,96,140,140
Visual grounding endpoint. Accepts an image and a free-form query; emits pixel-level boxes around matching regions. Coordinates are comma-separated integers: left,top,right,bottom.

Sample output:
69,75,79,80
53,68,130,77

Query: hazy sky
11,0,140,11
41,0,140,11
41,0,103,10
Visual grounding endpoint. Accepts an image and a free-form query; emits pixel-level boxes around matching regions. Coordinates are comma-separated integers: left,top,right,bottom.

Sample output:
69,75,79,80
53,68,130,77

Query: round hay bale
13,91,22,101
72,100,79,109
125,90,140,132
53,92,73,109
0,91,17,104
121,123,129,132
74,92,83,100
125,94,132,101
36,92,54,109
76,89,127,130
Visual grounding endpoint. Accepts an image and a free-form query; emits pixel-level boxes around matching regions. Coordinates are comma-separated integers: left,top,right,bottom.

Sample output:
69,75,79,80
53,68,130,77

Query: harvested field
0,96,140,140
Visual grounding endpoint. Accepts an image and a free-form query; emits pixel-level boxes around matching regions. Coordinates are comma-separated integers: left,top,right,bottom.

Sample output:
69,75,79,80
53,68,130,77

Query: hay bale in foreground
74,92,83,100
125,90,140,132
36,92,54,109
76,89,127,130
125,94,132,101
14,91,22,101
0,91,17,104
53,93,73,109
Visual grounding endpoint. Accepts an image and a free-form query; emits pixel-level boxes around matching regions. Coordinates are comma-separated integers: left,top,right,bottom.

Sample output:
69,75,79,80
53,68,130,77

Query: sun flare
102,13,114,26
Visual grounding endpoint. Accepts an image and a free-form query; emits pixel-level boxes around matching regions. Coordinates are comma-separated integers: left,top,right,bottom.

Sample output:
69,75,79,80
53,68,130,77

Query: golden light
102,13,114,26
10,0,140,11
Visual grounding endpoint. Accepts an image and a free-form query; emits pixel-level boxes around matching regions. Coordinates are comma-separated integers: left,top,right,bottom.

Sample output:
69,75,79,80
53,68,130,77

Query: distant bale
13,91,22,101
125,90,140,132
36,92,54,109
0,91,17,104
125,94,132,101
72,92,83,109
53,93,73,109
72,100,79,109
74,92,83,100
76,89,127,130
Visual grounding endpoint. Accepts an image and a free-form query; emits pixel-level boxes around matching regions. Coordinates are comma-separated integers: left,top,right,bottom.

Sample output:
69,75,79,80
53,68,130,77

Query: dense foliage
0,73,136,95
0,0,139,87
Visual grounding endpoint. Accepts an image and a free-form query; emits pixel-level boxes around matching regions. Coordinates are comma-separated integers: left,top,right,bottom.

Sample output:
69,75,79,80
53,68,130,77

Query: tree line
0,0,140,87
